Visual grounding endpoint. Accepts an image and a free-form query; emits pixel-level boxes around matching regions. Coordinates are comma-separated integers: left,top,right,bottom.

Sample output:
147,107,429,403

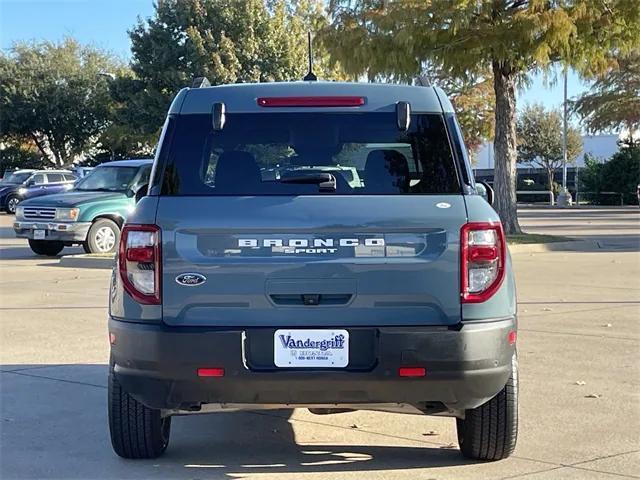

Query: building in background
474,134,619,170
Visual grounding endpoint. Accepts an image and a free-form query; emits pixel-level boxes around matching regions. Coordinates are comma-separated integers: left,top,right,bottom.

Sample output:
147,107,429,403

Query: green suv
13,159,152,256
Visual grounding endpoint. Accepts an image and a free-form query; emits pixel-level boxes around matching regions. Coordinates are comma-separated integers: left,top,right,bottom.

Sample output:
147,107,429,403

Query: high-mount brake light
119,224,161,305
257,96,365,107
460,222,506,303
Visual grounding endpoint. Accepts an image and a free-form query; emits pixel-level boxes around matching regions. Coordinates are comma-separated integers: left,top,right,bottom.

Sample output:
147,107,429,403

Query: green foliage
0,141,45,176
446,76,495,156
516,104,582,189
0,38,124,166
323,0,640,233
580,146,640,204
324,1,640,80
126,0,347,132
572,51,640,142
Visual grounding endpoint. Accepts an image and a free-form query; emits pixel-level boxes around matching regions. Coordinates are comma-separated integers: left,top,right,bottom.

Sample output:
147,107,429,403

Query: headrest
364,150,410,194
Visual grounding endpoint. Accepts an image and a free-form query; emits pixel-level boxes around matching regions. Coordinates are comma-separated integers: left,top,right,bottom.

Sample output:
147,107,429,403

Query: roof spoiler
192,77,211,88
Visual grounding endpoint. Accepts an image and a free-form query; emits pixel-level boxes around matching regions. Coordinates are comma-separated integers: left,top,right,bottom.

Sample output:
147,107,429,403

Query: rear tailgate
157,195,466,327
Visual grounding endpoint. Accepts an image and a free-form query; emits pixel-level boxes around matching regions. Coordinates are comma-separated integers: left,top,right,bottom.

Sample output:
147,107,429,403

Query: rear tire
28,239,64,256
456,355,518,461
108,369,171,459
86,218,120,254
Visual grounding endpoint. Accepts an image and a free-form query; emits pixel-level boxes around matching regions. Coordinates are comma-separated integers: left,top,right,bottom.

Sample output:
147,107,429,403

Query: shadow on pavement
1,364,470,479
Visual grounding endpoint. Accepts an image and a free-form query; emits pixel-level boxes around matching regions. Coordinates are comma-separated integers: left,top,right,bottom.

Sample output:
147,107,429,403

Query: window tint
1,172,32,184
131,166,152,190
161,113,460,196
46,173,64,183
31,174,45,185
75,167,139,192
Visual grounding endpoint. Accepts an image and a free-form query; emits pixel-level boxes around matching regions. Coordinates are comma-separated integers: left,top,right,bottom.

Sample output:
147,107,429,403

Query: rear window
161,112,460,196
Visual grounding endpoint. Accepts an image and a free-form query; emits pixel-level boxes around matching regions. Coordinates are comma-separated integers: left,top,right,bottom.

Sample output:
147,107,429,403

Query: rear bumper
109,318,516,412
13,221,90,242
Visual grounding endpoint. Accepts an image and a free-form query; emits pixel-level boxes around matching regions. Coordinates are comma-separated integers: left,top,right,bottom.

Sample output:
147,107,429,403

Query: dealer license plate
274,329,349,368
34,229,46,240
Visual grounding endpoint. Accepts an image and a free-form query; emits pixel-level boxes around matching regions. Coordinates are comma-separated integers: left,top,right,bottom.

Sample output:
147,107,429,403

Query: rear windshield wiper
278,173,336,192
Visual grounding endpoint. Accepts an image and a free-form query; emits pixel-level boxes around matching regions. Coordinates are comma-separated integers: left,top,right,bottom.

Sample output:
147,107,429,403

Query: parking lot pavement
518,206,640,250
1,209,639,479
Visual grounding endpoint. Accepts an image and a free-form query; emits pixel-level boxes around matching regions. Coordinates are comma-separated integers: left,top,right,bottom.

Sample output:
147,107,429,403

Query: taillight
119,224,161,305
460,222,506,303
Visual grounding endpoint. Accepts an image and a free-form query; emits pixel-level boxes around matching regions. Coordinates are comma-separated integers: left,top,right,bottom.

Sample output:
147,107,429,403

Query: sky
0,0,591,111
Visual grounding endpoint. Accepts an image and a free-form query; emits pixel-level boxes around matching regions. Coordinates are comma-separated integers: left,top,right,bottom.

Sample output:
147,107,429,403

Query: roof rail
192,77,211,88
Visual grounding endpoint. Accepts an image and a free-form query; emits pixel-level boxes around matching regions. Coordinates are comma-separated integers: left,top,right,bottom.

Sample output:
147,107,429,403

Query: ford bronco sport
108,81,518,461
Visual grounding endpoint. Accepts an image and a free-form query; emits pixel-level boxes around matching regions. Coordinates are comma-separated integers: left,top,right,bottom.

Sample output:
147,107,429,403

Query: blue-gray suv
108,80,518,461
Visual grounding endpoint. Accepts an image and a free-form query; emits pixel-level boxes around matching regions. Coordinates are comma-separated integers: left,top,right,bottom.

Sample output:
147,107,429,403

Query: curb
507,239,600,254
58,254,115,269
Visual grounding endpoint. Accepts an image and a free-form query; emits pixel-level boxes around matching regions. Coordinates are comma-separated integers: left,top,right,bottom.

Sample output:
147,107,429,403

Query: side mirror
135,184,149,203
125,188,135,198
476,181,494,206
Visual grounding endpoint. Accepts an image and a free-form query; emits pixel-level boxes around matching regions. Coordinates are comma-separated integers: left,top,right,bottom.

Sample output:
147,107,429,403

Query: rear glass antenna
303,32,318,81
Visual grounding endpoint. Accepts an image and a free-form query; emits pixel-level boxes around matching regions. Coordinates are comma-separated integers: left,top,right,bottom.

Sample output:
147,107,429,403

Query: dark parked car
0,170,36,213
0,169,75,213
17,170,76,202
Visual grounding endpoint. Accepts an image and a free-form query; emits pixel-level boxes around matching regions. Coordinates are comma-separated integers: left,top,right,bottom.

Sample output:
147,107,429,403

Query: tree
444,76,495,158
517,104,582,193
322,0,640,233
0,137,45,175
126,0,347,133
573,52,640,145
580,146,640,204
0,38,123,166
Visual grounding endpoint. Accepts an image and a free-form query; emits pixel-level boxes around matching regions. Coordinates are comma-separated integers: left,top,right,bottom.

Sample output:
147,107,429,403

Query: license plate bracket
34,229,46,240
274,329,349,368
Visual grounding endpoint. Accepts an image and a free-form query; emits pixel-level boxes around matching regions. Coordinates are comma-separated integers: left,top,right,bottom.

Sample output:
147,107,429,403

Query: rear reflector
197,368,225,377
257,96,365,107
126,246,155,263
398,367,426,377
109,332,116,345
508,330,517,345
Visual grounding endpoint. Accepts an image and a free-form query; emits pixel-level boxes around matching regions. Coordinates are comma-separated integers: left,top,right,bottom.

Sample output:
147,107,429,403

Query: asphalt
0,208,638,479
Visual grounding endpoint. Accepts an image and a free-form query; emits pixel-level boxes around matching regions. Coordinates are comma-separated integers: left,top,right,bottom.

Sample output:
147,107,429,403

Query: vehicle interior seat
363,149,410,194
214,151,262,194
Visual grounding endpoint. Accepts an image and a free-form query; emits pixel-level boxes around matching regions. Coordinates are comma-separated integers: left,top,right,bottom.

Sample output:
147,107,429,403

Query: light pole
558,65,573,206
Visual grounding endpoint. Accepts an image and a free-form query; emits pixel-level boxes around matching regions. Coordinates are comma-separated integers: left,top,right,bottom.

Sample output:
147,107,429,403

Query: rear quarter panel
109,195,162,321
462,196,517,321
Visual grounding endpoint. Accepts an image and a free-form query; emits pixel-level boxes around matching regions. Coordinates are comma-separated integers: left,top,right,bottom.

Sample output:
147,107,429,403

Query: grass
507,233,573,245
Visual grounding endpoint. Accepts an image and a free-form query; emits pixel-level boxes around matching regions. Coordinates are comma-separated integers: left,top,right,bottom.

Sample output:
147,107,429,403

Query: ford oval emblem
175,273,206,286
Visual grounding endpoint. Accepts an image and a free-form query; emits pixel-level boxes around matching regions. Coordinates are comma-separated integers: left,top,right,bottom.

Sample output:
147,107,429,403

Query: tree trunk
492,61,522,234
547,167,555,199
